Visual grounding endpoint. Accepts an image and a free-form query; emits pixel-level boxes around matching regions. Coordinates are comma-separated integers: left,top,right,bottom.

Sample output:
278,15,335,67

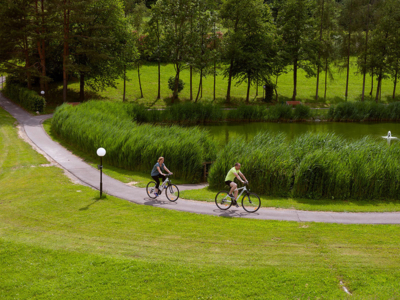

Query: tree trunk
195,69,203,103
292,59,298,101
315,0,325,101
375,70,382,103
190,66,193,101
123,65,126,102
275,76,279,102
138,65,143,98
172,64,180,102
256,76,258,97
370,71,374,96
324,57,328,100
63,1,70,103
393,65,398,99
246,73,251,103
79,72,85,102
23,31,31,89
345,30,351,99
213,60,216,101
226,59,234,103
361,2,370,102
157,61,161,99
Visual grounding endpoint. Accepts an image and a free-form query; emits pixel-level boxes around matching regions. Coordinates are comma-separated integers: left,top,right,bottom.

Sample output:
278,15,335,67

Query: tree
276,0,318,101
68,0,130,101
155,0,193,102
221,0,275,103
0,0,38,89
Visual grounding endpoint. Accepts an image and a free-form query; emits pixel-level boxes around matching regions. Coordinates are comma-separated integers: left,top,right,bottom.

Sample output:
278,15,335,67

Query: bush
328,101,400,122
227,105,267,121
293,104,312,120
266,103,293,121
262,82,275,103
52,101,217,182
168,76,185,94
3,81,46,113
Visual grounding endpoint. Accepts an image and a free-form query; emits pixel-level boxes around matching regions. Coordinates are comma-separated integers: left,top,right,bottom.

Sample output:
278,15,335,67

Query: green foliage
266,103,293,120
130,102,223,124
168,76,184,94
293,104,312,120
209,131,400,200
3,82,46,113
328,101,400,121
226,104,267,121
52,101,216,181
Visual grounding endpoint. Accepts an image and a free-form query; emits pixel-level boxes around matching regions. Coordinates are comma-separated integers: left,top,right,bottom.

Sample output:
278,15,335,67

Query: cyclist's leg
159,174,166,188
229,182,238,200
152,176,160,193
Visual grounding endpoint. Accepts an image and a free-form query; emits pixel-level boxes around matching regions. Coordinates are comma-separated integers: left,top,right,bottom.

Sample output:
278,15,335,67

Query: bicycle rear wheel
242,192,261,213
215,191,232,210
146,181,158,199
166,184,179,202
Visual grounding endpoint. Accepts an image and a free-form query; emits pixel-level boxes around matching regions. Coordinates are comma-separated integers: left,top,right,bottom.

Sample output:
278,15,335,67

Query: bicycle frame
230,185,249,200
159,176,171,190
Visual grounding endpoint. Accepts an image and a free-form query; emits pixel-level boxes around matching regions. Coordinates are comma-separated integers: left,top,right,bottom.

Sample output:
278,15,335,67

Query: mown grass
41,60,400,111
2,107,400,298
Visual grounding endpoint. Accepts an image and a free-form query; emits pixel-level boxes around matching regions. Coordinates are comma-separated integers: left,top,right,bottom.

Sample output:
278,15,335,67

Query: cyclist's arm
234,172,245,183
239,172,248,183
156,166,166,176
164,165,172,174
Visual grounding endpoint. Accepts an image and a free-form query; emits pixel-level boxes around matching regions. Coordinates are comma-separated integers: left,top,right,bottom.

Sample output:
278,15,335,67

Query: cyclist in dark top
151,157,172,197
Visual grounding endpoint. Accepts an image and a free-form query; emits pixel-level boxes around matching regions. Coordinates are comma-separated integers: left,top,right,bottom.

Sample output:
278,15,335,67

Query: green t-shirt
225,167,241,182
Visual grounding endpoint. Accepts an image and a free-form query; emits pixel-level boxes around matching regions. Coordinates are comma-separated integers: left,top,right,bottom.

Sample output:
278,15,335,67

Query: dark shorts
225,180,233,187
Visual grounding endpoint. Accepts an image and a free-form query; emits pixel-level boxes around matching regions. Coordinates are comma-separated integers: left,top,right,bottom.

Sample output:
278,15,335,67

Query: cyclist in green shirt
225,163,248,205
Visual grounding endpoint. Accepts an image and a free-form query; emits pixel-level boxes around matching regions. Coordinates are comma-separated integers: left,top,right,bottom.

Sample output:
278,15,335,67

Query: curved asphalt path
1,92,400,224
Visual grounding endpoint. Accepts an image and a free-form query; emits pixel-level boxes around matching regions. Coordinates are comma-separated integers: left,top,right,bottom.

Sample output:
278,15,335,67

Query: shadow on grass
79,196,105,211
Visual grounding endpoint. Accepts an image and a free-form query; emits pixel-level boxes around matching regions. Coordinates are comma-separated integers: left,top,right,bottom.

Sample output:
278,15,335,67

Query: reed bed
208,132,400,200
328,101,400,121
52,102,217,181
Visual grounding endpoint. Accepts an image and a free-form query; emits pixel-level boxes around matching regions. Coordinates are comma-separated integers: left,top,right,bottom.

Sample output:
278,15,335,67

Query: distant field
60,60,400,108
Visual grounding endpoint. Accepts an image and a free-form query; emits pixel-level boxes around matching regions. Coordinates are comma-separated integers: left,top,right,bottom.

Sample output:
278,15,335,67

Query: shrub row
3,81,46,113
208,132,400,200
131,102,313,124
131,102,223,124
328,101,400,121
52,101,217,182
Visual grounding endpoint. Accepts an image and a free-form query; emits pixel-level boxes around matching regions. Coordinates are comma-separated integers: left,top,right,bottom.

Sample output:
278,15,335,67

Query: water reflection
199,122,400,149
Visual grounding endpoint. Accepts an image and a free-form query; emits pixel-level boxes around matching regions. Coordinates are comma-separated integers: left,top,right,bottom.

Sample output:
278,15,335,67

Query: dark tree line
1,0,400,103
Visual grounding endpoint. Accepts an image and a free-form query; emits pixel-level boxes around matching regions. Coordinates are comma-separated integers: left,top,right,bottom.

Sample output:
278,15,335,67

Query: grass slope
1,107,400,298
41,61,400,111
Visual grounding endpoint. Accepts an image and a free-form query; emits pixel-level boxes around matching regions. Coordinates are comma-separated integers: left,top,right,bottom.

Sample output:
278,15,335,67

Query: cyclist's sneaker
154,193,158,197
228,194,234,199
232,200,239,207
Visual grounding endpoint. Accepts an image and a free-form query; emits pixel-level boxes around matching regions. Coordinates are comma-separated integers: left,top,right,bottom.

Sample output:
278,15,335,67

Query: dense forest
0,0,399,103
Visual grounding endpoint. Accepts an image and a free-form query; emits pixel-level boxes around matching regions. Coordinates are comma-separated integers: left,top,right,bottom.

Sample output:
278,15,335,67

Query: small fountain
382,131,398,145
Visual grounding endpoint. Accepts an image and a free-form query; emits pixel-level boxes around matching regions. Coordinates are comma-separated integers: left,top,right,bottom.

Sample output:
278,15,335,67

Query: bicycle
215,183,261,213
146,174,180,202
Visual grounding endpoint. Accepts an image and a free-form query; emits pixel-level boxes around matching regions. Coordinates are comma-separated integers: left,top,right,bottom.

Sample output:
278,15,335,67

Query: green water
200,122,400,148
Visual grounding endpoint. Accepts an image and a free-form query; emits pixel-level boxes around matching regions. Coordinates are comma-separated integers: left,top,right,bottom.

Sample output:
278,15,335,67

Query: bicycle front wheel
242,192,261,213
166,184,179,202
146,181,158,199
215,191,232,210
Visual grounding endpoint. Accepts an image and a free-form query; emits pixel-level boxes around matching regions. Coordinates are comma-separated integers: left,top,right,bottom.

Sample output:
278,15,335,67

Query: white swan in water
382,131,397,139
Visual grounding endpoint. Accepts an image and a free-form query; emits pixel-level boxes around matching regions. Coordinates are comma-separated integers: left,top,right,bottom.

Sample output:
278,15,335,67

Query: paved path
1,93,400,224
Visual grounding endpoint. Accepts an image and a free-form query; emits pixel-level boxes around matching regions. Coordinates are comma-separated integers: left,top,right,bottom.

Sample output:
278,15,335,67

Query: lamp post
97,148,106,198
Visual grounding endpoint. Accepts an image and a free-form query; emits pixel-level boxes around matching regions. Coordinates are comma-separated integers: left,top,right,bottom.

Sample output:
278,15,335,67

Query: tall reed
208,131,400,200
328,101,400,121
52,101,217,182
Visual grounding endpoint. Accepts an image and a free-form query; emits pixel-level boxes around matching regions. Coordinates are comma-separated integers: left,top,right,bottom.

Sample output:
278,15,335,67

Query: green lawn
41,60,400,112
2,107,400,298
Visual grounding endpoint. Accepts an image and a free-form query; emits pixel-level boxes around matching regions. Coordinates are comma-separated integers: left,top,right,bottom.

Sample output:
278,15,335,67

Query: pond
200,121,400,148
